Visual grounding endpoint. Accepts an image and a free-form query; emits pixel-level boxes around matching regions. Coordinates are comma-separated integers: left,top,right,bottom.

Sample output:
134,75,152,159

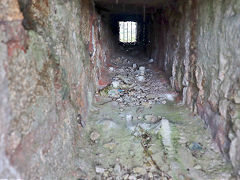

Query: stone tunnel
0,0,240,179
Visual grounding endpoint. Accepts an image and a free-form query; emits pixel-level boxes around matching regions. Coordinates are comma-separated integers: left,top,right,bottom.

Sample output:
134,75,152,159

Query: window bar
127,21,128,42
131,22,132,42
125,22,127,42
124,22,125,42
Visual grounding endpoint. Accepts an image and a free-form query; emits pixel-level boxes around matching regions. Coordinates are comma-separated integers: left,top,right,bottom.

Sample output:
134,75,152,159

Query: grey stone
90,131,100,142
132,167,147,175
193,164,202,170
128,175,137,180
103,142,116,151
96,166,105,174
129,150,135,156
126,114,133,122
113,164,121,175
123,174,129,180
144,115,159,124
137,76,145,82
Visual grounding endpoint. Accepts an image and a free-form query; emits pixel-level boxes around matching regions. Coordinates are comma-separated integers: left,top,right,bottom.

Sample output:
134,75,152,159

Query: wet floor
76,50,233,180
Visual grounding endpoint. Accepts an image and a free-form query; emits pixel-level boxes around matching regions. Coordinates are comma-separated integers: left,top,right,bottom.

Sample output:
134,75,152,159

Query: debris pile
99,56,178,108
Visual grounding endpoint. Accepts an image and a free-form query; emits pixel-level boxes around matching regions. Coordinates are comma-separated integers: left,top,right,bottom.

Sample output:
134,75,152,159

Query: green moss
171,125,180,154
59,68,70,100
156,131,164,148
99,86,112,97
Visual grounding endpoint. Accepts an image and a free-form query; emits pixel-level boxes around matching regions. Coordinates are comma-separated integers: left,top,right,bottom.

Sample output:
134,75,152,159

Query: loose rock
128,175,137,180
90,131,100,142
132,167,147,175
137,76,145,82
112,81,120,88
103,142,117,151
109,67,114,72
114,163,121,174
96,166,105,174
126,114,133,122
194,164,202,170
123,174,129,180
144,114,159,124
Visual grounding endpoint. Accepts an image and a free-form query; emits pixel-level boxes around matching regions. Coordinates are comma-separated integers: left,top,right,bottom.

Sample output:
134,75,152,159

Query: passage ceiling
94,0,173,14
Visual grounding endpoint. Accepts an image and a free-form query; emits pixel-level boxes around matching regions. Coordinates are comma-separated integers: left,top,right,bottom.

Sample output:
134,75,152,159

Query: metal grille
119,21,137,43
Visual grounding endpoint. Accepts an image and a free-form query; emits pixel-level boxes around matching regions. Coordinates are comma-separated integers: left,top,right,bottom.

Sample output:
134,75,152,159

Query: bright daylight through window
119,21,137,43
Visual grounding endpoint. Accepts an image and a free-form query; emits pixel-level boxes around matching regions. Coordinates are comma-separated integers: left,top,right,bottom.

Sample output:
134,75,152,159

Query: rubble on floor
77,53,234,180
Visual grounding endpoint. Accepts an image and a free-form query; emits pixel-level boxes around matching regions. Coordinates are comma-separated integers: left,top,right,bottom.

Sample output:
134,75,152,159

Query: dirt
76,49,234,180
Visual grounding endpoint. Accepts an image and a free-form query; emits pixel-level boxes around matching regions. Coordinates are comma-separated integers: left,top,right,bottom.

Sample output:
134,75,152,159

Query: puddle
75,53,234,180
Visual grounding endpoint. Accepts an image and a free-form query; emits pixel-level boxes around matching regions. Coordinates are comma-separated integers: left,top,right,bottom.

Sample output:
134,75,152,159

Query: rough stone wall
150,0,240,174
0,0,113,178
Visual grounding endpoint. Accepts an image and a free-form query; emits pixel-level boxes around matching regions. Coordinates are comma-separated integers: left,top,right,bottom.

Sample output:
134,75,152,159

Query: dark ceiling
94,0,173,14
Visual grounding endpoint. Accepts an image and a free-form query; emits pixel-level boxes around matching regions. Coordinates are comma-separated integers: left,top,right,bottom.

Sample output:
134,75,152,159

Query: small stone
188,142,203,151
148,59,154,63
148,172,153,178
109,67,114,72
126,114,133,122
146,94,155,99
123,174,129,180
179,137,187,144
193,164,202,170
116,98,123,102
178,175,185,180
153,172,161,179
129,91,135,96
142,101,150,108
144,114,159,124
132,167,147,175
140,71,145,76
100,120,118,129
129,150,135,156
112,81,120,88
162,100,167,104
90,131,100,142
133,64,137,69
103,142,116,151
139,66,145,71
128,175,137,180
114,164,121,174
103,171,109,177
96,166,105,174
137,76,145,82
148,100,154,105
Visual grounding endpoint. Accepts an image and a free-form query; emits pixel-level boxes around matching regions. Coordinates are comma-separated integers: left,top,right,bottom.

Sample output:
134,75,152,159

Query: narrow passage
77,49,233,180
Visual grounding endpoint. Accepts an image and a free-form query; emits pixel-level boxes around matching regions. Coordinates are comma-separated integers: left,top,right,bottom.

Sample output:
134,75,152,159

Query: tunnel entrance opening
105,12,151,59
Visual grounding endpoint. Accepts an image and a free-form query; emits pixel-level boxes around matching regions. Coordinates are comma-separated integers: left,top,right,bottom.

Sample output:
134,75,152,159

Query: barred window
119,21,137,43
